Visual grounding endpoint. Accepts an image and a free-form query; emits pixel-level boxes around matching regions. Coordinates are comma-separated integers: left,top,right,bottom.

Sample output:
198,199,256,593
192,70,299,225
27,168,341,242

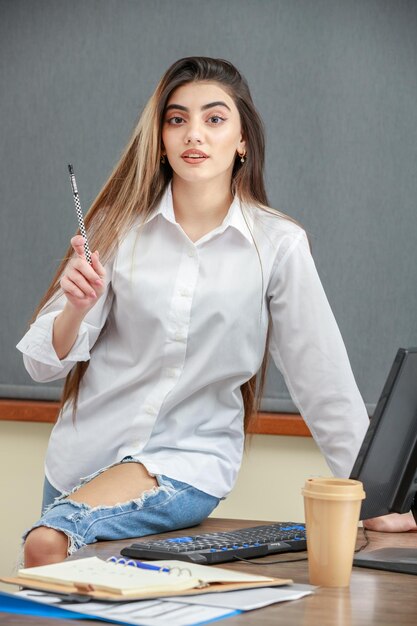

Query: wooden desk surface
2,517,417,626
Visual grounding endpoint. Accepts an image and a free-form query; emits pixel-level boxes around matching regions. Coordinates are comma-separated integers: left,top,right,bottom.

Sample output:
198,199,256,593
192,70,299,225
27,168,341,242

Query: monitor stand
353,498,417,575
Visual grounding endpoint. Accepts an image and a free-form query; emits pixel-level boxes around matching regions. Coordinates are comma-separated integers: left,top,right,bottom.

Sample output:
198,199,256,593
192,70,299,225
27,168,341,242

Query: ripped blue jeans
23,458,220,555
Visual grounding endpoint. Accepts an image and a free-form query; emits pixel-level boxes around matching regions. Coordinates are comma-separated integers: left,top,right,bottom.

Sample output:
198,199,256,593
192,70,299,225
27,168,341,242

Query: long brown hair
31,56,280,431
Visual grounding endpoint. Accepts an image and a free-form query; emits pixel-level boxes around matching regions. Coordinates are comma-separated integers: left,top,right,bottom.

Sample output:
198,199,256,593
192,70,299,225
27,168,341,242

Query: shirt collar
145,181,255,245
221,194,254,244
143,184,173,224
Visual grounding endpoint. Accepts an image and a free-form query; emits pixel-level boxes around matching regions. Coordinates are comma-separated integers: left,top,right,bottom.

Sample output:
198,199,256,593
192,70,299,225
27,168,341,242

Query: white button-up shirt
17,183,369,497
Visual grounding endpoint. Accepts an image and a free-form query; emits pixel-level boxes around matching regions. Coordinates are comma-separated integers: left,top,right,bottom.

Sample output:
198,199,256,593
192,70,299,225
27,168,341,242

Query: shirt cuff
16,311,91,368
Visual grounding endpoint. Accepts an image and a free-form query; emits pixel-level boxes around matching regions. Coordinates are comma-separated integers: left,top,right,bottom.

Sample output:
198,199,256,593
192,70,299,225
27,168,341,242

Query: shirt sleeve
267,229,369,477
16,265,114,383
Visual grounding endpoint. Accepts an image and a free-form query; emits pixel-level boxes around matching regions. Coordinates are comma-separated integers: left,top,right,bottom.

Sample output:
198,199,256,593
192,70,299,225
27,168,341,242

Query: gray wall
1,0,416,413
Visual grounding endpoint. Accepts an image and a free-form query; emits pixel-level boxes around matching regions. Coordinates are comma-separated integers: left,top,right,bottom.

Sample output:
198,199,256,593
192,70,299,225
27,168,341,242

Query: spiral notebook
1,556,292,601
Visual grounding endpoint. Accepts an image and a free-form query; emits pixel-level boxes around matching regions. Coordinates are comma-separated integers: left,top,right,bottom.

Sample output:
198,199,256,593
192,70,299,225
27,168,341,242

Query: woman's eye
208,116,225,124
167,116,184,125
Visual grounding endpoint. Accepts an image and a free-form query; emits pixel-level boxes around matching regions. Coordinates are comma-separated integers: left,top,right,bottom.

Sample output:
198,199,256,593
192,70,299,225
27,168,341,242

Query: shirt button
144,405,157,415
166,367,179,378
179,288,191,297
187,249,196,258
174,331,186,341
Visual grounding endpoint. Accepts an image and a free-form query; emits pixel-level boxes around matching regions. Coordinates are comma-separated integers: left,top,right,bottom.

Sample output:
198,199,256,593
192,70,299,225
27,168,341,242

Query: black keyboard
120,522,307,565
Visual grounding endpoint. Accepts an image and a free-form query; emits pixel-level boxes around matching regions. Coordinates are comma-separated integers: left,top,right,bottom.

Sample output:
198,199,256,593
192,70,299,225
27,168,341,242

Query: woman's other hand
363,511,417,532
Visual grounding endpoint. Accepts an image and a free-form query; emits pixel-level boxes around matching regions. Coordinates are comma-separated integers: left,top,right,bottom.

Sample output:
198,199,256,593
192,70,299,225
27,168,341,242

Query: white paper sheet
167,584,315,610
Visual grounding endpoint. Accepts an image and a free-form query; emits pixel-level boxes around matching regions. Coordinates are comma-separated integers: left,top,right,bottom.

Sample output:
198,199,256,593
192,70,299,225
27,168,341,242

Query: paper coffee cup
302,478,365,587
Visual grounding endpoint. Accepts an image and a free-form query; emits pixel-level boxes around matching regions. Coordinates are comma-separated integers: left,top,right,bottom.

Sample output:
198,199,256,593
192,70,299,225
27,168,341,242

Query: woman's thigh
26,460,220,554
67,460,157,507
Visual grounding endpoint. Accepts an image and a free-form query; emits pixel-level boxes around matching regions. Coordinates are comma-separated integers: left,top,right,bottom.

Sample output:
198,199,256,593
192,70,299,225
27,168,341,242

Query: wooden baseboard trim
0,399,311,437
0,399,59,423
247,412,311,437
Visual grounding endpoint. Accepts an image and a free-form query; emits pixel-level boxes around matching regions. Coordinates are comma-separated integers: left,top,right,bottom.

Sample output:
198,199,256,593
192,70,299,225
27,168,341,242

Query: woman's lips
181,150,209,164
181,155,209,164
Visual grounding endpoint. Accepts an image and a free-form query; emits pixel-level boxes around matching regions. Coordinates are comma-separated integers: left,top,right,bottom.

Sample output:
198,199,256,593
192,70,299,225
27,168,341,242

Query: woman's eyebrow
202,101,231,111
165,101,232,113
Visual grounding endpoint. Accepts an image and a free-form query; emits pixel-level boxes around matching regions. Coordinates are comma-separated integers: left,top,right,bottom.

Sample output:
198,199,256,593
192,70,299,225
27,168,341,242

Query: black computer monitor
350,347,417,574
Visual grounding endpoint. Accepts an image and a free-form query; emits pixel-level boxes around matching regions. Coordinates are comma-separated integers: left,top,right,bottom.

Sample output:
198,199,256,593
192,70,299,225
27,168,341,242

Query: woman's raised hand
363,511,417,533
60,235,106,314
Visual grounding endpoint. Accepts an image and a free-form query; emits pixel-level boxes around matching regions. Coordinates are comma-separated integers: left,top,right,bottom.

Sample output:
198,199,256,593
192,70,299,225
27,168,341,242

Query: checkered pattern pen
67,164,92,264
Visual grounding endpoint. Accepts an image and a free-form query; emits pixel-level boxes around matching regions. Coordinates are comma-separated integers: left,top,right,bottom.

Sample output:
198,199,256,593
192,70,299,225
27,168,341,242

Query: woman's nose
184,121,203,144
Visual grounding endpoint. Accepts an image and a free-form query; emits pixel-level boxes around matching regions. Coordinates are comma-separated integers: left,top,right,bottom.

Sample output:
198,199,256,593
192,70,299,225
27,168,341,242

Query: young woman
18,57,415,567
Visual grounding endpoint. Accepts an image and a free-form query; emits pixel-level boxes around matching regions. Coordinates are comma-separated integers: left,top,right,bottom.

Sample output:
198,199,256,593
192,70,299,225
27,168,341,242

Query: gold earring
239,151,246,163
160,154,166,164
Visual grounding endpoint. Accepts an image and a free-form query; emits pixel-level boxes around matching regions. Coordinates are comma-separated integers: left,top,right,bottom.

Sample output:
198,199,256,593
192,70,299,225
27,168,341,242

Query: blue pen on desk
107,556,171,573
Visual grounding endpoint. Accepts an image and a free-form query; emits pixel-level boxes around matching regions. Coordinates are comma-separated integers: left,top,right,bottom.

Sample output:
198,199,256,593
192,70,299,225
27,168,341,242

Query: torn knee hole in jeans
22,523,85,557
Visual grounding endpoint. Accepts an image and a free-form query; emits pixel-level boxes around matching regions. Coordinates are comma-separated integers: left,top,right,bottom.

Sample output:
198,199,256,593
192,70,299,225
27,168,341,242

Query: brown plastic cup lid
302,477,365,501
